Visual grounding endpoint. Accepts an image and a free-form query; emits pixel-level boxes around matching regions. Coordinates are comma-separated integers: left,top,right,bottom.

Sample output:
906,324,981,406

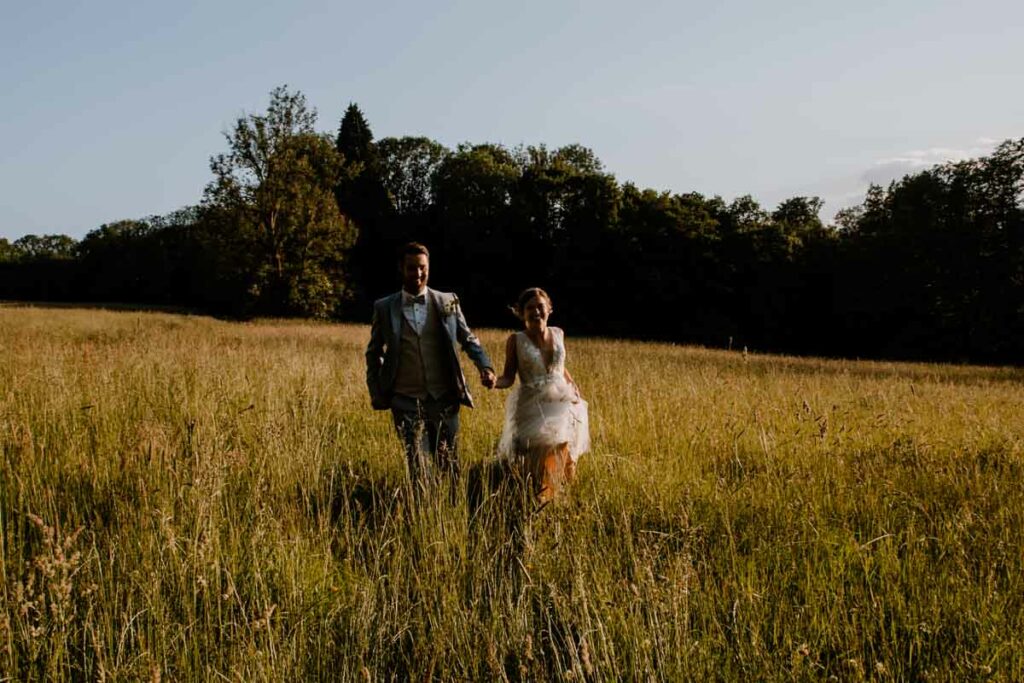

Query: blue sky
2,0,1021,240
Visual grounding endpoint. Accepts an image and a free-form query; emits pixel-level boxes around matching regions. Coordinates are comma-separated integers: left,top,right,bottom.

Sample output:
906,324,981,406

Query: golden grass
2,305,1023,680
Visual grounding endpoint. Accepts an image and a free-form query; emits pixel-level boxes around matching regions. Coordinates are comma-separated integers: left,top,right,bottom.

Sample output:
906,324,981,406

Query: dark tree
377,136,450,218
203,86,356,318
429,143,521,317
333,103,394,305
0,233,79,301
11,234,78,261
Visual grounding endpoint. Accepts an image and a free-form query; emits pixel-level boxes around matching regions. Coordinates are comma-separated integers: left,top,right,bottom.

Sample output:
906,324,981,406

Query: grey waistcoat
392,301,456,400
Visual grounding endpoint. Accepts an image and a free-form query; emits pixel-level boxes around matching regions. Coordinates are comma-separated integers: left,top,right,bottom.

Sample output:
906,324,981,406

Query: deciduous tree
203,86,355,317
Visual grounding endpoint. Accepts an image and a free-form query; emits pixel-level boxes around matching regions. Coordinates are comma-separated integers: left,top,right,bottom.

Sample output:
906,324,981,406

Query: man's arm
365,301,389,409
453,300,496,387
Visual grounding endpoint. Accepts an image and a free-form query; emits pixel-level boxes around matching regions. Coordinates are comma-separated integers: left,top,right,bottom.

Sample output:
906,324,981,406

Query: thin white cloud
861,139,1002,187
861,160,931,185
789,137,1009,223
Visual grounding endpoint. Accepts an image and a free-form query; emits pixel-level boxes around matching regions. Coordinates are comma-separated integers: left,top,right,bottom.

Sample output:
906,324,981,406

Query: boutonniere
443,296,460,317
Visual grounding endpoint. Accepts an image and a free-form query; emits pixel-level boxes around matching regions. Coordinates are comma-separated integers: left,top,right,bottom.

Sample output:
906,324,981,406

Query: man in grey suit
365,242,496,493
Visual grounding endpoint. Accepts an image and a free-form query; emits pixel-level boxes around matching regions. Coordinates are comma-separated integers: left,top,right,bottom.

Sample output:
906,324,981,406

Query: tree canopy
3,86,1022,363
201,86,356,317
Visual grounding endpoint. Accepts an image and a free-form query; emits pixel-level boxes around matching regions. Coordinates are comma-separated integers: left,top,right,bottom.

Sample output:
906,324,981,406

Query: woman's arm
495,333,518,389
559,329,581,399
563,366,582,400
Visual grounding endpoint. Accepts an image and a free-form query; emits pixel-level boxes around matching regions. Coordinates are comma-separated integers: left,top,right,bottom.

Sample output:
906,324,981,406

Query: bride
495,288,589,502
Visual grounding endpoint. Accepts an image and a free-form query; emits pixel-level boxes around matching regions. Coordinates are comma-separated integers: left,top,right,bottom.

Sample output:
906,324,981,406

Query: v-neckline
522,329,555,369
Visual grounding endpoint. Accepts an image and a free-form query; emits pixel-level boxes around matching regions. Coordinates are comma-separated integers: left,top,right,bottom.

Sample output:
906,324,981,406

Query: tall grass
2,305,1023,680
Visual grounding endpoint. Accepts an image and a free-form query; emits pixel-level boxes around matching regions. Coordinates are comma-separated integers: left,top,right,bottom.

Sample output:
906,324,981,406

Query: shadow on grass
298,457,537,534
295,462,406,537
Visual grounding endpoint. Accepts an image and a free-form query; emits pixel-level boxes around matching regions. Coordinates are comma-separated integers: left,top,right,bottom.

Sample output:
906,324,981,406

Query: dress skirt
498,377,589,461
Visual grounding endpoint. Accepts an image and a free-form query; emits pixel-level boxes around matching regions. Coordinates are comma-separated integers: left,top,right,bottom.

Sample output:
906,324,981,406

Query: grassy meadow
2,305,1023,681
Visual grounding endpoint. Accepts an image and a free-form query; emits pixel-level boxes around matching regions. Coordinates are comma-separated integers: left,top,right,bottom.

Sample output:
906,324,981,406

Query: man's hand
480,367,496,389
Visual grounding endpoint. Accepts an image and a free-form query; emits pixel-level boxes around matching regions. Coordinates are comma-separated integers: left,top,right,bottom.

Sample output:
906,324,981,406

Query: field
2,305,1023,681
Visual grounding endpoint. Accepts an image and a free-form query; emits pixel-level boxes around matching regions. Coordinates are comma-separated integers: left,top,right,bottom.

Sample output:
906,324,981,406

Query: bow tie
405,294,426,305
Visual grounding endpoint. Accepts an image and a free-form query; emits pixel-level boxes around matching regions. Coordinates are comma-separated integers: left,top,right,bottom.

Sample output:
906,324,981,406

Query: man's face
400,253,429,293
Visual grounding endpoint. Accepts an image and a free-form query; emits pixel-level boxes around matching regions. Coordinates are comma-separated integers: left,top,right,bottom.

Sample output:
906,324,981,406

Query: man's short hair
399,242,430,262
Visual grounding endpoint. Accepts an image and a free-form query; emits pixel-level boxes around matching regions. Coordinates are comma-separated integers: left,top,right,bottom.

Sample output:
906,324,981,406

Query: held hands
480,367,497,389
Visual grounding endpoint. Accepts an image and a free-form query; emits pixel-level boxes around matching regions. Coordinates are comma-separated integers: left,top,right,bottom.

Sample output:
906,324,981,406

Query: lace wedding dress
497,328,590,462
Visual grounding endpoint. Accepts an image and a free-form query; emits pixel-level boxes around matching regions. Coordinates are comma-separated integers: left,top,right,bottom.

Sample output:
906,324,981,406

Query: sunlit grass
2,305,1023,680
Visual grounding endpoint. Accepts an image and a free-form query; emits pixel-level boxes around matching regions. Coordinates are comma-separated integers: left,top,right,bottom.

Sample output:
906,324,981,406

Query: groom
365,242,496,492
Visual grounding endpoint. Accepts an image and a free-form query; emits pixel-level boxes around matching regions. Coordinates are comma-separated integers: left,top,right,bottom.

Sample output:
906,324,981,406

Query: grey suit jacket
365,288,493,410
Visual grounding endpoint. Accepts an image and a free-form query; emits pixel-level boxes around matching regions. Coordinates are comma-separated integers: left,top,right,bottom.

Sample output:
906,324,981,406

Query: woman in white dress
495,288,589,502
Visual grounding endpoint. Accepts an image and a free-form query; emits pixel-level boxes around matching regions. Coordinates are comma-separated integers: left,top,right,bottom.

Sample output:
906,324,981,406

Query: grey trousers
390,394,461,490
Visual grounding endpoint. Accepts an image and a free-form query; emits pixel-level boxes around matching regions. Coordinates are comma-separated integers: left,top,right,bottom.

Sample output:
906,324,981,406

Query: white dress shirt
401,288,428,335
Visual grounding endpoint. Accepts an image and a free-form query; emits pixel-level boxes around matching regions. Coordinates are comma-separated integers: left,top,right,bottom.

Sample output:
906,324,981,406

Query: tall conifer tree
334,104,394,303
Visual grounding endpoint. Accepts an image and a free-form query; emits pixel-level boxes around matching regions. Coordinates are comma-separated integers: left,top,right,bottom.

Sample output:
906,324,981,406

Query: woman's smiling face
523,295,551,329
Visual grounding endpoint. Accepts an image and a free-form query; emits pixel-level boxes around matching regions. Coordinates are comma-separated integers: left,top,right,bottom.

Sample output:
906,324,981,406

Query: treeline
2,86,1022,363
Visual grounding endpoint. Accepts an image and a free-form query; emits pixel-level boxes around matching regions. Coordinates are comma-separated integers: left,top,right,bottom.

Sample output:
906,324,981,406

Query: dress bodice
515,328,565,386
